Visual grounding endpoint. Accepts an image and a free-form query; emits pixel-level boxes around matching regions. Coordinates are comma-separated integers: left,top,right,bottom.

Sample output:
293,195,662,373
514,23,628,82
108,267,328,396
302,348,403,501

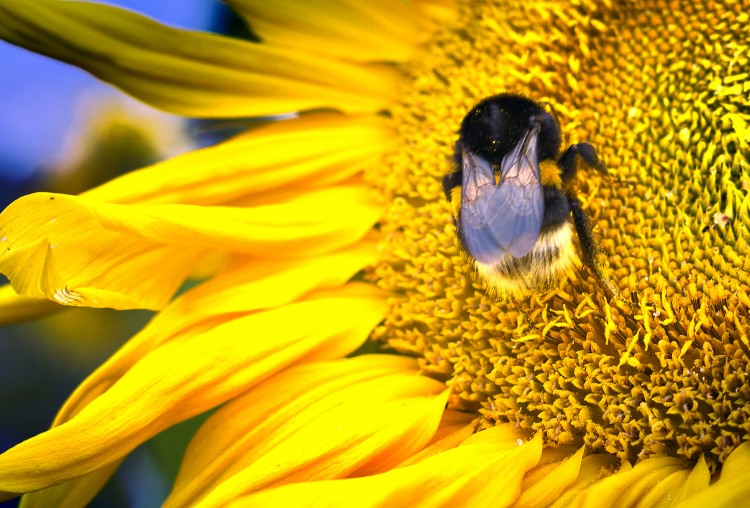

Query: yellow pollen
366,0,750,473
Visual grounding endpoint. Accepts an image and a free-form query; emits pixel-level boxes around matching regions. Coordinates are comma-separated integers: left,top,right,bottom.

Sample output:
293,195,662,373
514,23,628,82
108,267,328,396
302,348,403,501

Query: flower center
367,0,750,472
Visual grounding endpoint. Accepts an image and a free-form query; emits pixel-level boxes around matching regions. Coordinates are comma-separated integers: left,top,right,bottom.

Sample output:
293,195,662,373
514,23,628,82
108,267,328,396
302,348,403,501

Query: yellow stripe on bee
450,185,462,218
473,224,576,295
539,160,562,188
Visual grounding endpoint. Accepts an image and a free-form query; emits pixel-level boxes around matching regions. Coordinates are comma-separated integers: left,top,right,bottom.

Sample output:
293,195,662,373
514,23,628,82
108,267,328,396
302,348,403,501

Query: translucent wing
459,125,544,264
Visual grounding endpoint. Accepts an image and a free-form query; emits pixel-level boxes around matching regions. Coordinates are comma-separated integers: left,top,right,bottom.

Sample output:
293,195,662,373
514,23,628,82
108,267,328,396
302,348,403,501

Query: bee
443,93,616,297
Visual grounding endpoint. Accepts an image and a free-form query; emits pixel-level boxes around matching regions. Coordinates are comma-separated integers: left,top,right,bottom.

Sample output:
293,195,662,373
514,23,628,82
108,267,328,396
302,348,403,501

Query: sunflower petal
513,447,584,508
14,243,377,507
414,0,457,28
428,409,477,441
0,0,401,117
666,455,710,506
636,469,692,508
0,186,381,309
83,113,394,206
398,420,524,467
559,456,687,508
52,242,379,427
395,409,476,466
228,0,423,62
19,461,121,508
674,443,750,508
0,284,62,325
0,283,385,496
166,355,447,507
226,429,543,507
548,454,621,508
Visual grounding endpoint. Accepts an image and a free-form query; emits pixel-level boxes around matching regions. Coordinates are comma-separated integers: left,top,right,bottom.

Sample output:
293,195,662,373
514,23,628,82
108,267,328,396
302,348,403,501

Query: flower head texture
1,0,750,507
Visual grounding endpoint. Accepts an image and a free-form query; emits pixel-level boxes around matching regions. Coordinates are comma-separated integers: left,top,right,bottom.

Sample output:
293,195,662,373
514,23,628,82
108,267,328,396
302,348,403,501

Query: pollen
52,287,84,305
366,0,750,473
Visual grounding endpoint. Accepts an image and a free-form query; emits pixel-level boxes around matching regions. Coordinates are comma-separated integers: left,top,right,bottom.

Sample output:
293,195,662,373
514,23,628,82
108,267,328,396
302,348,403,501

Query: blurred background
0,1,252,506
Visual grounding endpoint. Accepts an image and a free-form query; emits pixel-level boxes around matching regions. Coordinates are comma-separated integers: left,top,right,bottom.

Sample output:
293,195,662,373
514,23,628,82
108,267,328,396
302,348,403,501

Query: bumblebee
443,93,613,296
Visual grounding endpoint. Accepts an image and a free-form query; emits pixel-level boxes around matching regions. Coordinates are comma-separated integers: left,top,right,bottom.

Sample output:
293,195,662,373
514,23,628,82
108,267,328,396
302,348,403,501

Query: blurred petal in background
0,2,235,507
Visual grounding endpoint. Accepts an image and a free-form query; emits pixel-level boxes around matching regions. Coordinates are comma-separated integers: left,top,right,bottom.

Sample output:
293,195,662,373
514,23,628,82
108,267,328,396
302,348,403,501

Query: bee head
459,94,561,165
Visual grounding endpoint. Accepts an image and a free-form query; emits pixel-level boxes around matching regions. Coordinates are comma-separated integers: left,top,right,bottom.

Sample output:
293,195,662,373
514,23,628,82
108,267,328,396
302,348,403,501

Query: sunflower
1,0,750,506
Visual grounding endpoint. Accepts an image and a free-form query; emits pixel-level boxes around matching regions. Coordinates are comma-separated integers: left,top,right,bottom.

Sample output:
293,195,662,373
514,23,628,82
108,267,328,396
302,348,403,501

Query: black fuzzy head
459,94,561,164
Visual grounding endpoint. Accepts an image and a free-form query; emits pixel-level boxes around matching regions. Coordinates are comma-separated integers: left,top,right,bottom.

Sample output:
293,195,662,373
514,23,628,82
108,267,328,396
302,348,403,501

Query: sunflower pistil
367,0,750,472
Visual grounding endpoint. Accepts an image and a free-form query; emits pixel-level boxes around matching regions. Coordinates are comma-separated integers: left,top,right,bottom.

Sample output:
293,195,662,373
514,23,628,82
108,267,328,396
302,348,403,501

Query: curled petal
0,0,401,116
0,283,386,496
16,243,378,507
0,186,381,309
51,240,379,430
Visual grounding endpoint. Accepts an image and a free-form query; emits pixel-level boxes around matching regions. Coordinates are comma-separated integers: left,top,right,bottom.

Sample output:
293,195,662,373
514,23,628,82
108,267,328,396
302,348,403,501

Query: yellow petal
0,0,401,117
83,113,395,206
513,447,584,508
395,409,476,465
428,409,477,442
225,429,543,508
562,456,687,508
0,185,381,309
665,455,710,507
51,241,378,427
636,469,692,508
19,462,121,508
14,244,377,507
674,443,750,508
548,454,621,508
228,0,423,62
170,356,423,501
166,355,447,507
0,283,385,496
0,284,62,325
399,420,524,467
414,0,457,28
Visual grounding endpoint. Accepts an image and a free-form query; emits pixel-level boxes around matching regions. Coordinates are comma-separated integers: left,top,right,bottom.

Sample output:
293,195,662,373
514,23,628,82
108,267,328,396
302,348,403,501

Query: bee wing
459,126,544,264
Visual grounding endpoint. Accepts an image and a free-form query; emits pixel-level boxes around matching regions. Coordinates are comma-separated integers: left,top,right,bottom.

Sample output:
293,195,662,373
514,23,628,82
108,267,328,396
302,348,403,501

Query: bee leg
452,140,463,167
559,142,607,184
442,140,465,200
442,169,462,201
573,142,607,174
568,195,622,301
568,196,598,268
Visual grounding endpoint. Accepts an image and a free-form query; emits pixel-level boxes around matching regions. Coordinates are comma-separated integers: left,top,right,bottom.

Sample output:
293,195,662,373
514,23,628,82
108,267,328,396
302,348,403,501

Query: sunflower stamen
368,0,750,473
